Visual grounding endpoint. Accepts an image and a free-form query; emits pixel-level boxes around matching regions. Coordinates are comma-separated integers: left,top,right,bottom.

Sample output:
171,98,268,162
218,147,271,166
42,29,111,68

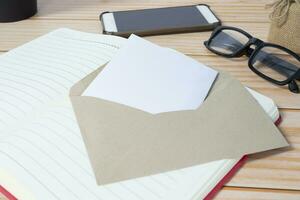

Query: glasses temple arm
295,70,300,80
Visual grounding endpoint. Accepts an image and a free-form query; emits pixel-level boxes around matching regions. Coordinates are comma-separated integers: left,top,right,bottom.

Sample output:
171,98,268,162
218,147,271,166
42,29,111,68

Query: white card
83,35,218,114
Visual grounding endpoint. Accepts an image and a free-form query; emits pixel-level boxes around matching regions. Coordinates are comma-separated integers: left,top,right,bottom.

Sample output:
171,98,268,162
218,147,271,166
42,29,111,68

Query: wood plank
215,187,300,200
0,20,270,53
226,110,300,190
34,0,274,22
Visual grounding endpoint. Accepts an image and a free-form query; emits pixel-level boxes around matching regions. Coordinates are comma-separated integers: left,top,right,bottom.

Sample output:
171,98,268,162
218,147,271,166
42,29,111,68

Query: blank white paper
83,34,218,114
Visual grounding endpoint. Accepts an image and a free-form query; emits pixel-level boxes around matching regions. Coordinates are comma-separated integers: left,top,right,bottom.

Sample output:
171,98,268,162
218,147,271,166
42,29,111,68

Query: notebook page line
0,151,60,200
0,89,34,111
134,179,162,199
43,113,82,138
0,143,81,200
0,105,92,179
1,29,123,80
41,37,119,59
0,65,71,89
0,70,62,96
0,29,123,133
30,42,105,67
2,43,108,86
36,116,82,140
0,98,84,147
0,83,43,129
193,160,237,199
0,76,53,99
0,138,110,200
10,129,92,176
49,38,119,57
34,40,115,65
50,28,125,49
0,30,123,104
0,136,103,200
0,83,44,104
0,39,119,105
3,51,89,79
31,123,85,156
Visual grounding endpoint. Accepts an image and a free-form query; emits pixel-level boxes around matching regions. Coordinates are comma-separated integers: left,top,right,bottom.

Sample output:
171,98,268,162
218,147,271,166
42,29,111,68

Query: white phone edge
102,13,118,33
196,5,219,24
102,5,219,34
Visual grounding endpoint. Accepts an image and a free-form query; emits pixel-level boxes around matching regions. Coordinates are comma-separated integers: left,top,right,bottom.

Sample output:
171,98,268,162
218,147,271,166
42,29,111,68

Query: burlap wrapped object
268,0,300,54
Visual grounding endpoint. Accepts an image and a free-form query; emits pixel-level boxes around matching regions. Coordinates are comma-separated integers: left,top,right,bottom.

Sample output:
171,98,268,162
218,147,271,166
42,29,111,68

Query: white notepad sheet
0,28,240,200
83,34,218,114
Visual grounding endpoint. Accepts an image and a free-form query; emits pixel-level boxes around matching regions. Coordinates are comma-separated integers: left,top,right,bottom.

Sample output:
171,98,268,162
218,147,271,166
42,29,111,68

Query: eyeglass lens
208,29,249,55
250,46,300,82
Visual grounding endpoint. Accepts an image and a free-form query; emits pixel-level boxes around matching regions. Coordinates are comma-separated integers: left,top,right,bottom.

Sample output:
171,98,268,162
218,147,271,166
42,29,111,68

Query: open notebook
0,29,280,200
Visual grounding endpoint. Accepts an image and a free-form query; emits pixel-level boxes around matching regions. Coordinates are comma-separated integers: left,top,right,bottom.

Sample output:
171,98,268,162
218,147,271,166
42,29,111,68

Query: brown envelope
70,64,288,185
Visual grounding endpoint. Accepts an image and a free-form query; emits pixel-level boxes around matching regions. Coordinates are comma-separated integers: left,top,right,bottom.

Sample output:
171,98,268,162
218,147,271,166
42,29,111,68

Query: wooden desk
0,0,299,199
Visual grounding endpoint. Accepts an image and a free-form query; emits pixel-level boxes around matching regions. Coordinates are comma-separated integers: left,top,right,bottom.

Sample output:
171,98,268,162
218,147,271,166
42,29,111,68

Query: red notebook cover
0,116,282,200
0,185,17,200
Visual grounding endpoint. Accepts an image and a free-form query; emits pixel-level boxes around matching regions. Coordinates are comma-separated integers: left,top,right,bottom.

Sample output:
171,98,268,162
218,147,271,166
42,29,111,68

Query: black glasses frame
204,26,300,93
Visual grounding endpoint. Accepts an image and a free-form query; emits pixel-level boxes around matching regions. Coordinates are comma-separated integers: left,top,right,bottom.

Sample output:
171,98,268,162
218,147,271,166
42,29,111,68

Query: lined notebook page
0,28,239,200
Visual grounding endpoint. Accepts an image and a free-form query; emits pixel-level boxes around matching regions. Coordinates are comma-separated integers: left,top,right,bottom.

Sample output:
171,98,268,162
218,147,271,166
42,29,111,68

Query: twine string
266,0,300,22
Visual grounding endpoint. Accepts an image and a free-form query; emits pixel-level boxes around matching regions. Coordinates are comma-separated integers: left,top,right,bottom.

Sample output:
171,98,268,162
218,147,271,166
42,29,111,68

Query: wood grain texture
215,187,300,200
33,0,274,22
0,21,269,53
226,109,300,190
0,0,299,199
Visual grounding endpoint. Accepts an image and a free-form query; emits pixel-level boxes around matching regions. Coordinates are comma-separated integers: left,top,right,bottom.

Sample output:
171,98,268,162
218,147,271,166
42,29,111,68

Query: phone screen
112,5,217,32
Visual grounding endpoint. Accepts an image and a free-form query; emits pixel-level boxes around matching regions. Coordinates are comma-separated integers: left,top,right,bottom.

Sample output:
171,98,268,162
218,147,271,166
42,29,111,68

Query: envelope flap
70,66,288,185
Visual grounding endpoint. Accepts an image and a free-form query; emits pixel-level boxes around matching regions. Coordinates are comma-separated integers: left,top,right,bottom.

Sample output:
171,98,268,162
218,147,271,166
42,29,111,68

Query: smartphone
100,4,221,37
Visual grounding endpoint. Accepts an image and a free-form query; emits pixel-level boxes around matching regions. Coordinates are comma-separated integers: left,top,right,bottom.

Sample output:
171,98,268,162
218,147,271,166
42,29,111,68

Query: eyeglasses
204,26,300,93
